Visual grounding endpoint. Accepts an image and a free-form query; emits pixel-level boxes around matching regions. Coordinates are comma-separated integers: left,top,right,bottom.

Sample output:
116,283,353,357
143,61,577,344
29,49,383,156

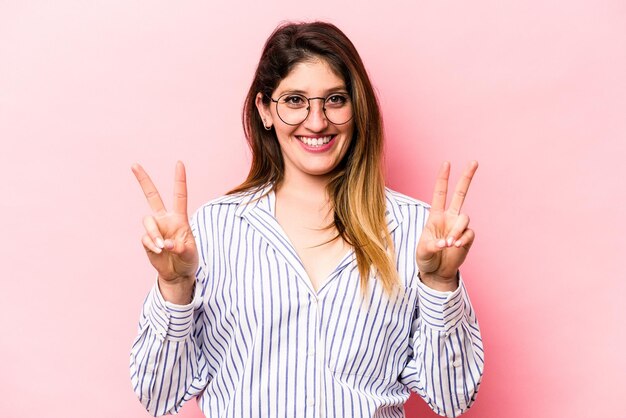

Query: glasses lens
276,94,309,125
323,94,352,125
275,93,353,125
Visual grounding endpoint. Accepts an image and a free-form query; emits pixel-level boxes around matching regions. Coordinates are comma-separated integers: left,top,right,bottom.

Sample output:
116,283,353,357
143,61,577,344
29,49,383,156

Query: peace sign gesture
416,161,479,291
132,161,198,304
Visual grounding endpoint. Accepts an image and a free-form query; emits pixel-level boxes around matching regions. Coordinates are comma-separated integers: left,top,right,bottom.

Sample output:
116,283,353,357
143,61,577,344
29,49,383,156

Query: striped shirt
130,187,484,417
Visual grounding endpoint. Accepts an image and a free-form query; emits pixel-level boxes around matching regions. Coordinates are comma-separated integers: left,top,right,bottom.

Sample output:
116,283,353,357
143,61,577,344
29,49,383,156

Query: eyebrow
275,86,349,96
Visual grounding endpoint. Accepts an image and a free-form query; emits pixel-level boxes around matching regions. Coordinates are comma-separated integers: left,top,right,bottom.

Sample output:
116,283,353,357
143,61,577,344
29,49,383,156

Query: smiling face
256,58,354,183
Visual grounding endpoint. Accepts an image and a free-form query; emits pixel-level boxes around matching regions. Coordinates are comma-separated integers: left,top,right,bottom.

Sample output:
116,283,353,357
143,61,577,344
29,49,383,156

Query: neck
274,169,336,232
277,170,331,204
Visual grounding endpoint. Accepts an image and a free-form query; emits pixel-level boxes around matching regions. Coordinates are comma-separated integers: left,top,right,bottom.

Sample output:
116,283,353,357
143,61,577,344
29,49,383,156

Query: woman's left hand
416,161,478,291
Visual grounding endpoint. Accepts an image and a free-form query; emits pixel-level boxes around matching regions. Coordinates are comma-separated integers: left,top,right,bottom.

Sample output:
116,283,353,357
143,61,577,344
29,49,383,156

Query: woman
130,21,483,417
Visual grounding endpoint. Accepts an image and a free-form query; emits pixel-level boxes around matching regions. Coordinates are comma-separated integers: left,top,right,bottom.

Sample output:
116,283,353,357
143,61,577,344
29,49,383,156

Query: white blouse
130,187,484,417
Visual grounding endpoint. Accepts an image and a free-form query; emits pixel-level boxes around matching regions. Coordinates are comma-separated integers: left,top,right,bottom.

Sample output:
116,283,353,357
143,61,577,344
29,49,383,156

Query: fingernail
153,247,162,254
437,239,446,248
455,240,462,247
164,239,174,250
155,237,165,249
447,237,454,246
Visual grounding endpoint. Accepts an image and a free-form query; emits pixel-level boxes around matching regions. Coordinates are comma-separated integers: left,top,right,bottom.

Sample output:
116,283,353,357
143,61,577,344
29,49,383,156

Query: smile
296,135,333,147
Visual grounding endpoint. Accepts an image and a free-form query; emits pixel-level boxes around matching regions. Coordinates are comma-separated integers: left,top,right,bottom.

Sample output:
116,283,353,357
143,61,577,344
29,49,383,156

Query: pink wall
1,1,625,417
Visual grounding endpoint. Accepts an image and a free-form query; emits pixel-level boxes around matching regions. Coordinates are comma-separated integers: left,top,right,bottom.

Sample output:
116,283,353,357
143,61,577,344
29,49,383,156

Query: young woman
130,21,483,418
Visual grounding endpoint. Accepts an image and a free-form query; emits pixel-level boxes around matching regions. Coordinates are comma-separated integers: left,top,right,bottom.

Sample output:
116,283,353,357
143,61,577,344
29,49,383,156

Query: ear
255,92,273,129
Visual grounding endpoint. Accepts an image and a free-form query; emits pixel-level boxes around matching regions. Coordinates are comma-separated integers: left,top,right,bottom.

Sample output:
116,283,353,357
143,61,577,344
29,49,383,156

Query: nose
303,98,328,131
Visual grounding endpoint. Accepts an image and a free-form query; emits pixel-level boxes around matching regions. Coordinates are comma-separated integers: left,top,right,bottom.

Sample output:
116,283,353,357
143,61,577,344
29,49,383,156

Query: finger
132,163,167,214
173,161,188,215
445,213,470,246
163,238,176,252
163,229,196,258
448,160,478,215
430,161,450,212
163,234,189,255
419,237,447,257
142,233,162,254
143,215,165,250
454,228,475,249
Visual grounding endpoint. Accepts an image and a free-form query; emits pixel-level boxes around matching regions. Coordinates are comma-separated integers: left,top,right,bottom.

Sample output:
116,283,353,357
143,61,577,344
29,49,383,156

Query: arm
402,161,484,416
399,276,484,417
129,162,208,416
130,266,209,416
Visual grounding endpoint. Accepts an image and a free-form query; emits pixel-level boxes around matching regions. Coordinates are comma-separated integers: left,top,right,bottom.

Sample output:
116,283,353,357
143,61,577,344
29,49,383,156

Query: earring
263,119,272,131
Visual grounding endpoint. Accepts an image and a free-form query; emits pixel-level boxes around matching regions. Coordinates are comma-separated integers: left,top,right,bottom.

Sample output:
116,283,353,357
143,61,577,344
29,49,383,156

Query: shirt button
453,359,462,367
307,398,315,407
307,351,315,358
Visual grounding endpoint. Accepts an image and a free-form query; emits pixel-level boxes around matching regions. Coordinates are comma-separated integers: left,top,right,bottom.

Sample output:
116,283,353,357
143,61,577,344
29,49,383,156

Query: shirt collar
233,184,274,218
233,184,404,233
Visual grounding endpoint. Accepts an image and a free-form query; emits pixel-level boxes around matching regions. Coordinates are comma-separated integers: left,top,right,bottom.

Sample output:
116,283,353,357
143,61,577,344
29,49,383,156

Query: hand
416,161,478,291
132,161,198,304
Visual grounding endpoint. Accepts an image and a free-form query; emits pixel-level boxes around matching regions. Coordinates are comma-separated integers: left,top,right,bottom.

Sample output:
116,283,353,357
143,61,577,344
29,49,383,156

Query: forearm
400,278,484,417
130,284,203,416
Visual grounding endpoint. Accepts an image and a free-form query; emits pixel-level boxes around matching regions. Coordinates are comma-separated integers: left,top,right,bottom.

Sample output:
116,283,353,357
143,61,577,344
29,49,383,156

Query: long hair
229,21,399,296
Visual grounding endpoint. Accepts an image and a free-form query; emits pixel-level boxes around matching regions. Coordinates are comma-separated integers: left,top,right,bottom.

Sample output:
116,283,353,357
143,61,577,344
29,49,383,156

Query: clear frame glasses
269,92,353,126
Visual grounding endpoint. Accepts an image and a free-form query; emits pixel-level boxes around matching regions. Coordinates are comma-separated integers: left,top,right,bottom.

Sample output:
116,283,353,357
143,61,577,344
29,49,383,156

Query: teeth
299,136,332,147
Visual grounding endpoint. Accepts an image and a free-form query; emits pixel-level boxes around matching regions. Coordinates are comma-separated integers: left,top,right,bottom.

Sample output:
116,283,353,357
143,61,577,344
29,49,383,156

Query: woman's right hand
132,161,198,304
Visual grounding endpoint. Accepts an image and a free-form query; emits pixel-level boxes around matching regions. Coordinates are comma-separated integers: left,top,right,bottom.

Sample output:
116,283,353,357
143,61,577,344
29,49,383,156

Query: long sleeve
399,277,484,417
129,266,208,416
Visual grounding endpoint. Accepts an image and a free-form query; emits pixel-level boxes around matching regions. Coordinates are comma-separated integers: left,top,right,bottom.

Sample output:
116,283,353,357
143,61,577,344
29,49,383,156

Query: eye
326,94,349,107
280,94,307,108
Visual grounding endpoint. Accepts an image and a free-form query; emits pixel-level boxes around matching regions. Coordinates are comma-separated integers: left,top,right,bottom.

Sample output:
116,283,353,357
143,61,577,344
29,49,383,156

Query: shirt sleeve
399,275,484,417
129,272,208,416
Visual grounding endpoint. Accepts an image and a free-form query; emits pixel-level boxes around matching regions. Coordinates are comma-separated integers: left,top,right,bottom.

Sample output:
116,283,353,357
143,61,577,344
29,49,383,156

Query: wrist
418,271,459,292
157,275,195,305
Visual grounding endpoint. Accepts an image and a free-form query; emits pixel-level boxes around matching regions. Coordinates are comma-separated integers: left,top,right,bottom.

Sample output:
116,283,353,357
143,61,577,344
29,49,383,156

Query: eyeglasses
269,92,353,126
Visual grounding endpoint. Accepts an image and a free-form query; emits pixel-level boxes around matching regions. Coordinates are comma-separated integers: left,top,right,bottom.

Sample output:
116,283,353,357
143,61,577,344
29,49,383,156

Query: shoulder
384,187,431,233
385,187,430,210
192,185,271,220
201,191,256,208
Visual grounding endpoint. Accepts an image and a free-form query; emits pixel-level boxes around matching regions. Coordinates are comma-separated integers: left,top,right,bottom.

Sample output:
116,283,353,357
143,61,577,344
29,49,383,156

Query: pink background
1,1,625,417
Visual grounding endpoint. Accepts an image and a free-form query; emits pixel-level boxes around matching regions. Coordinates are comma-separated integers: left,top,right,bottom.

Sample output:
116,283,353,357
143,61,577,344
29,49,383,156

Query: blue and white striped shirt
130,187,484,417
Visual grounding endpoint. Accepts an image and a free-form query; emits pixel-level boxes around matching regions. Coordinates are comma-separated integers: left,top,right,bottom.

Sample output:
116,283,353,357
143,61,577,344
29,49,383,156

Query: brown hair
229,21,399,295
